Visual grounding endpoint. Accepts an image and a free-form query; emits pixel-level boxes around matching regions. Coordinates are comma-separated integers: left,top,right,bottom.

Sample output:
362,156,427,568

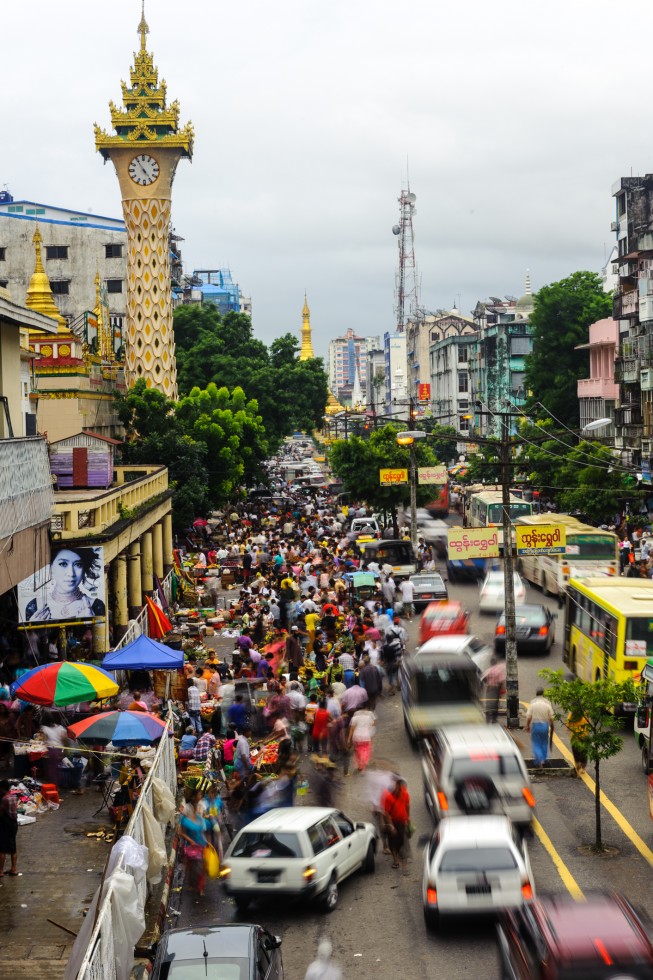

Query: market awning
101,634,183,671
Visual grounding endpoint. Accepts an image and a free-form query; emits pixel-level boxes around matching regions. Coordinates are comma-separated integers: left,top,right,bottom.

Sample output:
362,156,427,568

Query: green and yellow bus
465,490,533,550
515,515,619,600
563,577,653,692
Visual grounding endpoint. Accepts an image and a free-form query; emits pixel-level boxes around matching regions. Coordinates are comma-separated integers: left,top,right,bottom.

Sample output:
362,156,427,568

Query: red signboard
418,383,431,402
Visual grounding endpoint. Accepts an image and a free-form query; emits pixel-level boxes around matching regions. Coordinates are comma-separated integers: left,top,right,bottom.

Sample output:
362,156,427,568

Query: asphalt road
174,563,653,979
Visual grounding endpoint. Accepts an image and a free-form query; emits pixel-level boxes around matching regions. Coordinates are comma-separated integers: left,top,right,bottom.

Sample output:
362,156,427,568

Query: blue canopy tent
101,634,184,671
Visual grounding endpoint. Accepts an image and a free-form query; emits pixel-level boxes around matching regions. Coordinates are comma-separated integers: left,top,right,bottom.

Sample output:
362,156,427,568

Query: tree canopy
173,305,328,448
524,271,612,426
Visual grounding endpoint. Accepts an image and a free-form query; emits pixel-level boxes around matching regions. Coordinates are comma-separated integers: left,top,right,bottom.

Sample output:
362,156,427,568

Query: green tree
541,669,638,851
329,424,444,534
524,272,612,426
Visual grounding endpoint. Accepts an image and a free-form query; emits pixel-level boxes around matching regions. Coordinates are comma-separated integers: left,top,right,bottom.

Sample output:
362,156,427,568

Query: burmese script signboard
447,527,500,560
515,525,566,556
379,468,409,486
417,465,448,485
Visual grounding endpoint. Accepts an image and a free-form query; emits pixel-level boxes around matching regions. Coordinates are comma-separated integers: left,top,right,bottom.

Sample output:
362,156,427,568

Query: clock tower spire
95,3,193,398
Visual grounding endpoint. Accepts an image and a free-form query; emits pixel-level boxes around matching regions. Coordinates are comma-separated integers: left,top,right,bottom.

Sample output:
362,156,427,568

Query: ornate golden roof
95,1,193,158
25,225,68,334
325,389,345,415
299,292,315,361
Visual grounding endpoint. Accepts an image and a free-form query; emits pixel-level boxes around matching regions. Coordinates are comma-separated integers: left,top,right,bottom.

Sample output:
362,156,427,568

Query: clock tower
95,3,193,398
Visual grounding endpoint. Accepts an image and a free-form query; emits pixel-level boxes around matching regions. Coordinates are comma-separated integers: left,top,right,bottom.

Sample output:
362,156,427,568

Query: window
105,243,123,258
458,372,468,393
458,344,468,363
511,337,530,355
231,832,301,859
0,280,7,289
511,371,526,391
51,280,70,295
333,812,354,838
106,279,123,294
45,245,68,260
0,247,5,261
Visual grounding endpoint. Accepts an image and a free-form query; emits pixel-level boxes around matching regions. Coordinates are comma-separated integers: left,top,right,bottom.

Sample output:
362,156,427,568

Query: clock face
128,154,160,186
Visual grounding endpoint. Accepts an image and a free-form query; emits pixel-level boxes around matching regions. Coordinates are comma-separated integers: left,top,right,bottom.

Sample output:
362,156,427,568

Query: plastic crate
57,765,82,789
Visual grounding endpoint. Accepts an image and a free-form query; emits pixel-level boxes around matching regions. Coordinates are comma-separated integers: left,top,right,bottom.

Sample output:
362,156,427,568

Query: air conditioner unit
641,368,653,390
611,221,618,232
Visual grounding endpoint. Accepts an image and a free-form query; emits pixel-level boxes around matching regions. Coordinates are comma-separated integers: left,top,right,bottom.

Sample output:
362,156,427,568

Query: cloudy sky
1,0,648,355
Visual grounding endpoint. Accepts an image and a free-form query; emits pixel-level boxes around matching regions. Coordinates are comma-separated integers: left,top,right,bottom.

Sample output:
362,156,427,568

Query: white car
221,807,377,913
416,634,494,675
421,815,535,930
478,570,526,614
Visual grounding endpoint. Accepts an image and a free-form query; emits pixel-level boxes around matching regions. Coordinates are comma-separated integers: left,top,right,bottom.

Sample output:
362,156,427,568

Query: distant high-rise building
328,329,379,399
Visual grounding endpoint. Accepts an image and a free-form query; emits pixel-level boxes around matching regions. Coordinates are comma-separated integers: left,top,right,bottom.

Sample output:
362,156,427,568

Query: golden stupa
299,293,315,360
24,225,68,334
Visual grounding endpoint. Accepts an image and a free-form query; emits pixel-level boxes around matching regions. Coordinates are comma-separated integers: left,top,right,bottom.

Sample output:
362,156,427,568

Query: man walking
525,687,555,768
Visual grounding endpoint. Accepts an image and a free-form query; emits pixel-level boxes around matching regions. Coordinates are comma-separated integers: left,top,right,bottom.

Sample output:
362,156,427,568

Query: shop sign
418,383,431,402
418,465,448,485
379,468,408,486
447,527,500,559
515,525,566,556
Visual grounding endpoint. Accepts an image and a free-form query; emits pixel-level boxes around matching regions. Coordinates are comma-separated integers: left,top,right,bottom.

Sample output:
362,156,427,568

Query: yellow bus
563,577,653,692
515,515,619,601
465,490,533,549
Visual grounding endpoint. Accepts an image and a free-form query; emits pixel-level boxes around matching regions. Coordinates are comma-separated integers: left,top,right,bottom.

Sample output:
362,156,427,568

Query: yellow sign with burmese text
447,527,500,559
379,468,409,486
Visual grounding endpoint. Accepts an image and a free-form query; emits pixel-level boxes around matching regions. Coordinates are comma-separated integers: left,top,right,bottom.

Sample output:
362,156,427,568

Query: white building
328,330,380,399
383,331,408,417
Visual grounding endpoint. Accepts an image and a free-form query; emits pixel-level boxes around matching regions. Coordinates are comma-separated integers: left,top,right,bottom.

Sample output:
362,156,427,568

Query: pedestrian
234,726,254,780
567,707,589,776
40,711,69,788
186,679,203,736
481,657,505,724
381,776,411,872
227,694,249,733
359,655,382,711
525,687,555,768
304,937,343,980
348,706,376,772
312,699,330,755
398,577,415,620
179,787,209,897
0,780,19,876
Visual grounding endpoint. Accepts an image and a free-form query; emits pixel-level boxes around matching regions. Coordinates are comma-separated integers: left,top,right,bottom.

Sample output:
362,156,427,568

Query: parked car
494,605,556,656
412,572,449,610
418,600,470,644
422,815,534,930
416,634,493,675
479,571,526,614
421,723,535,827
221,806,376,913
151,924,283,980
497,892,653,979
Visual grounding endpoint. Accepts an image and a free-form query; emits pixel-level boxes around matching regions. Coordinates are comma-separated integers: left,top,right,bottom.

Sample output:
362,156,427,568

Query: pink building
577,318,619,431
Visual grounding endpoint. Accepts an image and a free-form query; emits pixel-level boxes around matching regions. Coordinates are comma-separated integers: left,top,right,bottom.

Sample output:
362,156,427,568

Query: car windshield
450,757,523,780
230,832,301,859
167,960,248,980
415,577,443,589
498,607,545,626
415,668,476,704
439,846,517,873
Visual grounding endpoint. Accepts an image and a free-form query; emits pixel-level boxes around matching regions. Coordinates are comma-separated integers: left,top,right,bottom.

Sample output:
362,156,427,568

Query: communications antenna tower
392,185,418,333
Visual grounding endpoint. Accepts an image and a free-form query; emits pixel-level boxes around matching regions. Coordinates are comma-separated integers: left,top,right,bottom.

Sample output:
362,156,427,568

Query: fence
73,711,177,980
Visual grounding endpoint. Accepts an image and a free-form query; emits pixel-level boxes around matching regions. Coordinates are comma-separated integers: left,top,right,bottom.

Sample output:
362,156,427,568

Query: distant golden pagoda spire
93,270,114,361
299,292,315,360
25,224,68,334
138,0,149,51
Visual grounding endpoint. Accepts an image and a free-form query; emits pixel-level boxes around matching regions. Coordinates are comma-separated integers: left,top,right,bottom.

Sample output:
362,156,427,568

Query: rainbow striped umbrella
67,710,167,746
10,662,119,707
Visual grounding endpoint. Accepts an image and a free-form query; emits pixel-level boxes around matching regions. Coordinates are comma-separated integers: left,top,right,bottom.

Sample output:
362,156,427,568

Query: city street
174,564,653,979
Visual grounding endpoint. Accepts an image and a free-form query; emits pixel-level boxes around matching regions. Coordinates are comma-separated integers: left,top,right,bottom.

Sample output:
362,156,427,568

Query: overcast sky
1,0,647,356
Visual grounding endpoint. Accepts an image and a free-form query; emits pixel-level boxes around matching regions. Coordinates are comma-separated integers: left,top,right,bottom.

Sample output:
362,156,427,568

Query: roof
536,893,652,964
49,431,122,448
162,924,254,961
0,294,59,335
435,723,515,751
417,635,480,655
569,576,653,615
438,814,513,843
237,806,337,832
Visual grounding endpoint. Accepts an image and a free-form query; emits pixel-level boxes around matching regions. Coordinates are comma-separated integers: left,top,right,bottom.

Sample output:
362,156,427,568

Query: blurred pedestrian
482,658,505,724
348,706,376,772
0,780,18,876
526,688,555,768
382,776,411,872
304,938,342,980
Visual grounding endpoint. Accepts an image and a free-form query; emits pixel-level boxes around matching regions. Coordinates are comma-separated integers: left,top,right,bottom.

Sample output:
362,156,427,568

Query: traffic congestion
169,435,653,980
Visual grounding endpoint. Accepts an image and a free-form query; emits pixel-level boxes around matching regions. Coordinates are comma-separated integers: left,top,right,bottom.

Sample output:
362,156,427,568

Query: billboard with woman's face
17,546,106,624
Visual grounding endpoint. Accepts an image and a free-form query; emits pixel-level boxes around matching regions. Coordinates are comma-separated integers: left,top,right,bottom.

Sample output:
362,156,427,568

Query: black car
412,572,448,610
494,604,555,656
152,924,284,980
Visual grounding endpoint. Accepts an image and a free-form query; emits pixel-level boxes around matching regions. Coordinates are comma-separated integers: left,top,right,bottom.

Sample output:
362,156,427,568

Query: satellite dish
407,192,416,203
392,225,401,236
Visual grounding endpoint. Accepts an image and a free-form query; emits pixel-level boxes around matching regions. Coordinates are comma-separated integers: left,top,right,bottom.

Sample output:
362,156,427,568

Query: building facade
383,331,408,417
576,317,619,432
328,329,379,399
428,314,477,433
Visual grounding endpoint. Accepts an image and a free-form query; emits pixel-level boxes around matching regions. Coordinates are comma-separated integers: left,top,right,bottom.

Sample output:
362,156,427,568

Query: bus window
626,617,653,657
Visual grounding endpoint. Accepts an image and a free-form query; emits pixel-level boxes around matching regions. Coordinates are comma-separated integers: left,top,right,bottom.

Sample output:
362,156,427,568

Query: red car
497,892,653,979
418,601,470,645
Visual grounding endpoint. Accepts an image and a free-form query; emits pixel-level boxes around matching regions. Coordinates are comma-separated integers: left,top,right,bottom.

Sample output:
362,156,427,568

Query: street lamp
582,418,613,433
396,429,426,550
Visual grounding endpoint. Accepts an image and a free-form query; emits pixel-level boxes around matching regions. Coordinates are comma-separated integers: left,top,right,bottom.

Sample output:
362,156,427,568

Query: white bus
465,490,533,550
515,514,619,601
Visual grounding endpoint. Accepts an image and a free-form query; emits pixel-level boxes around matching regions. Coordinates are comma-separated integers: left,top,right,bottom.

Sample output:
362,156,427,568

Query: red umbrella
193,518,208,527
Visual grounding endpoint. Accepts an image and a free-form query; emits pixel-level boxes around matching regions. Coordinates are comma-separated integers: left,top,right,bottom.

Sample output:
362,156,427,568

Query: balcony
577,377,619,400
0,437,53,540
53,465,169,540
613,291,639,319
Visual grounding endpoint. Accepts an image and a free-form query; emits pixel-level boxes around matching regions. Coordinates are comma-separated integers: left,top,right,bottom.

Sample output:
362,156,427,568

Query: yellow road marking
551,732,653,868
531,817,584,900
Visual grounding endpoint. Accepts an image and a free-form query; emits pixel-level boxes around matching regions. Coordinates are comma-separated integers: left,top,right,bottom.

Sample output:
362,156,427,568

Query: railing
110,571,173,652
0,437,53,540
73,713,177,980
53,466,169,541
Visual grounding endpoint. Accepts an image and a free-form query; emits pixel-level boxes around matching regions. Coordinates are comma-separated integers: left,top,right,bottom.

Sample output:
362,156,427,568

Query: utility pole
501,411,520,728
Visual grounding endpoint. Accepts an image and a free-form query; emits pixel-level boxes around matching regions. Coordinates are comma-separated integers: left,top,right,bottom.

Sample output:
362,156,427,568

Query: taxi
418,600,470,645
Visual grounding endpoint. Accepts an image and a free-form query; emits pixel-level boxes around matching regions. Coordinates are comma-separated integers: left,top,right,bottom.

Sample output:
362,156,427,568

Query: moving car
349,516,381,542
415,515,449,557
446,556,487,583
416,634,493,675
497,892,653,979
402,649,485,743
494,605,556,656
421,723,535,827
422,815,534,930
221,806,376,913
151,924,284,980
479,571,526,614
412,572,449,610
418,600,470,644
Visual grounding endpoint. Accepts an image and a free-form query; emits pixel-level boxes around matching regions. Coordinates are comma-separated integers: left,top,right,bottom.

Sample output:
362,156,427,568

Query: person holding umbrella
481,658,506,724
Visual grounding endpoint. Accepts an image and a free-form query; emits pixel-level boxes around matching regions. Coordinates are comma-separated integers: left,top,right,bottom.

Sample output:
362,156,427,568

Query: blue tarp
101,634,183,671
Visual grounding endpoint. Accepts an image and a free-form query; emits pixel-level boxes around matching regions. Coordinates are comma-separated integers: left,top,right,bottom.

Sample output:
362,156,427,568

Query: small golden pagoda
299,293,315,361
25,225,67,334
324,389,345,416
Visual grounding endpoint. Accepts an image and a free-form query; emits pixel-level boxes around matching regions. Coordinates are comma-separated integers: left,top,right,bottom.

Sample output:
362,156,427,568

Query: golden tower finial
299,292,315,360
25,223,68,334
138,0,149,51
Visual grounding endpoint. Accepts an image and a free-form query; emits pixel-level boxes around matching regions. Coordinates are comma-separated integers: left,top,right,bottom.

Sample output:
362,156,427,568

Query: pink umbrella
364,628,382,641
340,686,369,711
193,518,208,527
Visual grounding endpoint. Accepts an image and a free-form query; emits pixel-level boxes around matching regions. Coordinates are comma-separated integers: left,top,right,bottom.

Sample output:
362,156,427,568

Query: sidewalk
0,783,115,980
